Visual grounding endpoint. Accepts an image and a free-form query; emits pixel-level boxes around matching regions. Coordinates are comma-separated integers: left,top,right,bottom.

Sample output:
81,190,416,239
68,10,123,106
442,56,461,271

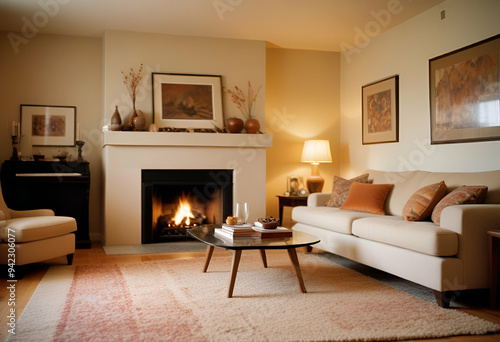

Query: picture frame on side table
429,34,500,144
362,75,399,144
20,104,76,146
152,73,224,129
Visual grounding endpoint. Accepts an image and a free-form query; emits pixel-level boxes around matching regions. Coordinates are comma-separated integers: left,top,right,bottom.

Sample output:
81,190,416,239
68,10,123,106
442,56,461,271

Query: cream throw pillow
326,173,370,207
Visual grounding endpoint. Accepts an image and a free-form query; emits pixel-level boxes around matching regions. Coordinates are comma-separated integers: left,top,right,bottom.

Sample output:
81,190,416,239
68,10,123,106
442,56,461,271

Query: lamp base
306,175,324,193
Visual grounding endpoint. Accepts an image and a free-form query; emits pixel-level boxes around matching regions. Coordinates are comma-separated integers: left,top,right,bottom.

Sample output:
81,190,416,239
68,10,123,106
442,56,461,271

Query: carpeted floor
8,252,500,341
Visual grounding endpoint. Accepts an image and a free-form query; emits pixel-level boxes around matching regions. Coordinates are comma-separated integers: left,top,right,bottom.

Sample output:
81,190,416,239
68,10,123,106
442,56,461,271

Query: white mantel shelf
102,131,273,148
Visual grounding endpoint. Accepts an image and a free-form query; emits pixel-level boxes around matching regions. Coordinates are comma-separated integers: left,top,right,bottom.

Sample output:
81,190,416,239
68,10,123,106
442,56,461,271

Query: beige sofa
292,169,500,307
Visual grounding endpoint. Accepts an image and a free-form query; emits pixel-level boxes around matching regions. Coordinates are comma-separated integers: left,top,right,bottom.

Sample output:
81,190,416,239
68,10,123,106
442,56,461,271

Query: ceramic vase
133,110,146,131
245,118,260,134
110,106,122,131
226,118,244,133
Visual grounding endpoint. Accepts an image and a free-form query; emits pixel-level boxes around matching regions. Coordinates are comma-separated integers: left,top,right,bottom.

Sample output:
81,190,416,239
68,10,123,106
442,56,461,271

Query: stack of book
214,224,260,240
214,223,293,240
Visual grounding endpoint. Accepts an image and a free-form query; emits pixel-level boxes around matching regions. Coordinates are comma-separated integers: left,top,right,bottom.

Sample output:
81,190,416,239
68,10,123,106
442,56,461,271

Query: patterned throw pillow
431,186,488,226
402,181,447,221
339,182,392,215
326,174,370,207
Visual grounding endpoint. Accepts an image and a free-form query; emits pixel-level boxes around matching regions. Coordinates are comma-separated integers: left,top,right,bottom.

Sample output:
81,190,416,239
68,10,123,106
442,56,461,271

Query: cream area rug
9,252,500,342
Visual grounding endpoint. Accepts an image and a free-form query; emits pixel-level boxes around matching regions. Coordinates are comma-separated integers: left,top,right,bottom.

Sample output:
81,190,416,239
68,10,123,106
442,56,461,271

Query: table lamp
301,139,332,193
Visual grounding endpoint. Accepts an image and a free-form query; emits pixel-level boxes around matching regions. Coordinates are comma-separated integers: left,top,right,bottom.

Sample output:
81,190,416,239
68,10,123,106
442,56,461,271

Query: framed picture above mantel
362,75,399,145
152,73,224,130
429,34,500,144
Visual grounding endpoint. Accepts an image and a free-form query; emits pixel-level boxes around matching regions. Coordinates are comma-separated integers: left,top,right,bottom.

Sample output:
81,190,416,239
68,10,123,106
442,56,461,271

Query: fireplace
142,169,233,243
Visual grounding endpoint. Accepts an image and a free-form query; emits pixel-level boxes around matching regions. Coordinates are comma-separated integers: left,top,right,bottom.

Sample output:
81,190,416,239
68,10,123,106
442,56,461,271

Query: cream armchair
0,181,76,275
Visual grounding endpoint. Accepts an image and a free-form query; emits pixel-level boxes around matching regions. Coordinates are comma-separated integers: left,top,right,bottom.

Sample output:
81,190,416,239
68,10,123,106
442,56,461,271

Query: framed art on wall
152,73,224,129
20,105,76,146
429,34,500,144
362,75,399,144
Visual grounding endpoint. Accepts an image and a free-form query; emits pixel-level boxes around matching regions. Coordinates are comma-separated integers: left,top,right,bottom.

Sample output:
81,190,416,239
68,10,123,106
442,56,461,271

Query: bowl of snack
254,217,280,229
226,216,238,225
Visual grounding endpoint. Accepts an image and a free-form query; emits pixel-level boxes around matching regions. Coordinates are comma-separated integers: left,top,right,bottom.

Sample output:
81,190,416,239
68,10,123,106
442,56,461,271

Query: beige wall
0,32,103,240
265,48,340,226
340,0,500,177
102,30,266,128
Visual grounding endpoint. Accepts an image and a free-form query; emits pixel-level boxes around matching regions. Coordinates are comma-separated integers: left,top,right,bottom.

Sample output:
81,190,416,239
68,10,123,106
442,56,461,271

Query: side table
488,230,500,308
277,195,308,226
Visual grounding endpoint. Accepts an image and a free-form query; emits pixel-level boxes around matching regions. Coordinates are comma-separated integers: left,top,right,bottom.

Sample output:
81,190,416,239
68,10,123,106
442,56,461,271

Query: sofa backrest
367,169,500,216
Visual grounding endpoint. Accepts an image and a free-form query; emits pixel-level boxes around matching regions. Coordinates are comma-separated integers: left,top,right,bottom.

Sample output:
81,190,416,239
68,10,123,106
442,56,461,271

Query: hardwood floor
1,242,500,342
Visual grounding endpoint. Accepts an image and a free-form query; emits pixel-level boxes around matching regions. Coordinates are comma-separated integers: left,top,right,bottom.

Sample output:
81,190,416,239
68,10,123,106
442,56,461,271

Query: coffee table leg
203,245,214,273
287,247,307,293
260,249,268,268
228,250,242,298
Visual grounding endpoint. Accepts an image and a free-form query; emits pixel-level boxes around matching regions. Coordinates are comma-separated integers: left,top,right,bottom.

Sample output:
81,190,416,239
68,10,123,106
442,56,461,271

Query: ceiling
0,0,444,52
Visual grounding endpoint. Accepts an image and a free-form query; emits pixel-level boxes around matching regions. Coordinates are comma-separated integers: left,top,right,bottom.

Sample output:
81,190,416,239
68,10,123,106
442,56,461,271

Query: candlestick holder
10,136,19,161
76,140,85,162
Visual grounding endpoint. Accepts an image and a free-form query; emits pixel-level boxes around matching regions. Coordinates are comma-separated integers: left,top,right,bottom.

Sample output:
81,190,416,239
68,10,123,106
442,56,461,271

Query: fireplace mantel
103,131,272,148
102,131,272,246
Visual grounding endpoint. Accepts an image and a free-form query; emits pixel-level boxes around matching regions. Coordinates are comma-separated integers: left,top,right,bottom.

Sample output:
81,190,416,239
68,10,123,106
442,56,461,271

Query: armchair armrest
308,193,331,207
9,209,55,218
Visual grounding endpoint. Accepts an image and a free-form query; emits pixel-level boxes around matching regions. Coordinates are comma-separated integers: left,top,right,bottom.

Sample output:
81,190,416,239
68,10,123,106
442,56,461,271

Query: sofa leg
433,290,453,308
66,253,74,265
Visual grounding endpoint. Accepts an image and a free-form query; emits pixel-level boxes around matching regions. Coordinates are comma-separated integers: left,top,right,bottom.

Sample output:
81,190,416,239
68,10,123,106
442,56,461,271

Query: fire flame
173,194,195,226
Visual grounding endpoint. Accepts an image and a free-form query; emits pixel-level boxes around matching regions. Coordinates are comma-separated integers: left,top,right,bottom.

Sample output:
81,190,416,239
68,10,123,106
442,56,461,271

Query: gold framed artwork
362,75,399,144
20,105,76,146
429,34,500,144
152,73,223,129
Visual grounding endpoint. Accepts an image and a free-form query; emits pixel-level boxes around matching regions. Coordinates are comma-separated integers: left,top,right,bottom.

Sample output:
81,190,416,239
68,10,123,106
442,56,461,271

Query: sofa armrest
9,209,55,218
440,204,500,289
308,193,331,207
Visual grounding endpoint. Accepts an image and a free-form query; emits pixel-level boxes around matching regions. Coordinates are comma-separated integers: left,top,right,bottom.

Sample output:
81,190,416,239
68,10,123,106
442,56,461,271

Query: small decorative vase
110,106,122,131
133,110,146,131
245,118,260,134
226,118,244,133
129,109,138,130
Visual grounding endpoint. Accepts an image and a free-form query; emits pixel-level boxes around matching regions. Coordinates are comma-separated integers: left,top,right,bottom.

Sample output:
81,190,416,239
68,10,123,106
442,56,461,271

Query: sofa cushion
291,206,377,235
326,174,370,207
1,216,77,243
366,169,500,216
352,216,458,256
402,181,447,221
340,183,392,215
431,185,488,226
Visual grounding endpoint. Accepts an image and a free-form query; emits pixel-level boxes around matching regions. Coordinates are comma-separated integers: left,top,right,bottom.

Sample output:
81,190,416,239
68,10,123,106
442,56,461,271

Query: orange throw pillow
402,181,447,221
431,185,488,226
340,182,392,215
326,174,370,207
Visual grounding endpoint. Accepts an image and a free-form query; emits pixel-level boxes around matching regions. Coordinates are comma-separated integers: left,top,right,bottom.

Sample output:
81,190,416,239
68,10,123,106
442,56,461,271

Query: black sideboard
1,160,91,249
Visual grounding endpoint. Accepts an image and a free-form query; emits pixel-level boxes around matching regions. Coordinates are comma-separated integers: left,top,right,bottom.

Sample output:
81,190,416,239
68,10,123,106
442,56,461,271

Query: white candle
76,124,80,141
12,122,16,136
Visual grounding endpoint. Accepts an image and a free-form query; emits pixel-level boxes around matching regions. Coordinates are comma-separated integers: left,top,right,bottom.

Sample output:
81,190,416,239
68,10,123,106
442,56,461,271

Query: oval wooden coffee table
187,225,320,298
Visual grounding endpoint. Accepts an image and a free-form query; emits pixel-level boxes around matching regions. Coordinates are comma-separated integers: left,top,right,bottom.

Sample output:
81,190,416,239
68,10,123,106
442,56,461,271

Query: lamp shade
301,139,332,164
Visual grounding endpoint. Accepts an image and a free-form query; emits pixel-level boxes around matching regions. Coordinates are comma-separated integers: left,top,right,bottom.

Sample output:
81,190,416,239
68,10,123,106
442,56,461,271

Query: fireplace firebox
142,169,233,243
